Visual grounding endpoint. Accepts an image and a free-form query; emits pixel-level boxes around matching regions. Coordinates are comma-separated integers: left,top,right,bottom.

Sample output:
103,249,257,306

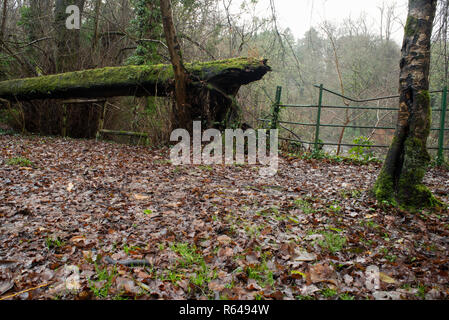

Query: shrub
348,136,375,162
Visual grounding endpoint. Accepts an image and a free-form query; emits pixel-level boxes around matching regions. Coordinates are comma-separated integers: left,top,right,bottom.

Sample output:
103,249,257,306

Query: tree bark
373,0,440,209
159,0,191,130
0,0,7,41
91,0,101,52
54,0,86,72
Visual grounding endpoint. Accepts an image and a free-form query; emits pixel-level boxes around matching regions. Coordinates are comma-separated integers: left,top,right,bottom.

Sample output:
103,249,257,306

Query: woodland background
1,1,449,301
0,0,448,156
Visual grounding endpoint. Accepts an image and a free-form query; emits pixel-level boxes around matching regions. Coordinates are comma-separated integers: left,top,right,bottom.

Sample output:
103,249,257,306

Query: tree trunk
0,0,7,41
91,0,101,53
0,58,271,127
373,0,440,209
54,0,86,72
159,0,191,130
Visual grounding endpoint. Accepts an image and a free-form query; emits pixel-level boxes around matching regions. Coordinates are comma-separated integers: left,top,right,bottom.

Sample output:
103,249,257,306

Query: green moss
414,90,432,136
187,57,262,79
404,16,419,37
0,64,170,97
396,137,440,209
374,135,443,210
399,184,441,210
7,156,33,167
0,57,266,99
373,170,395,203
373,136,399,203
416,90,430,106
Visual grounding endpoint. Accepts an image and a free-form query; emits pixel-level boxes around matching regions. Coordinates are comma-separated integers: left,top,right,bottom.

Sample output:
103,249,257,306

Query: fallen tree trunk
0,58,270,101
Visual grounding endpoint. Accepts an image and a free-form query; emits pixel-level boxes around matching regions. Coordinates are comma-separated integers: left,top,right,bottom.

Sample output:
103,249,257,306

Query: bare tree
160,0,191,130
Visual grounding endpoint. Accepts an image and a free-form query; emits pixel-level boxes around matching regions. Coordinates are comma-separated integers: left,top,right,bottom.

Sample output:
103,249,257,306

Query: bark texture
54,0,86,72
159,0,191,130
0,0,7,41
373,0,440,209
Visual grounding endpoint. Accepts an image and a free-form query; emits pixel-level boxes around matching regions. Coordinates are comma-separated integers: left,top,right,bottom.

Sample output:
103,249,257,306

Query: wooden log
61,99,106,104
99,129,148,137
0,58,270,101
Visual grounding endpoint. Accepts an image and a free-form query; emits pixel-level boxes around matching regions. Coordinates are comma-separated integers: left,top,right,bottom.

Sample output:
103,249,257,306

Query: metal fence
260,85,448,165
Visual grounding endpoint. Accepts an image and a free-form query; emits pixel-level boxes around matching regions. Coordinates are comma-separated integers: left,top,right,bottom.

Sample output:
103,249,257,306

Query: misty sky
227,0,409,44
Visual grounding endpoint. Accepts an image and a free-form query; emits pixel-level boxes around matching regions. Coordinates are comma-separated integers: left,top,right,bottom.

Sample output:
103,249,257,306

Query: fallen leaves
379,272,396,284
306,263,338,286
116,277,140,295
208,280,225,292
216,235,232,245
294,249,317,262
0,135,448,300
0,281,14,296
133,194,150,201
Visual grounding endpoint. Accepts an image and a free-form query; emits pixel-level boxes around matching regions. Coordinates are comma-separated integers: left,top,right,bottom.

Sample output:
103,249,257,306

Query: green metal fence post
271,86,282,129
314,84,324,151
437,86,447,166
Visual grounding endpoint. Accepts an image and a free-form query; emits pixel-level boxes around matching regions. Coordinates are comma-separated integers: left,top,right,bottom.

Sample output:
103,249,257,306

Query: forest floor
0,134,448,300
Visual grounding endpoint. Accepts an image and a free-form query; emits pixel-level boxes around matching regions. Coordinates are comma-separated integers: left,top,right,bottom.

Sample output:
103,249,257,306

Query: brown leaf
0,281,14,296
307,263,338,286
116,277,139,295
132,194,150,200
135,271,152,280
246,279,262,291
218,247,234,258
217,235,232,245
379,272,396,284
208,280,225,292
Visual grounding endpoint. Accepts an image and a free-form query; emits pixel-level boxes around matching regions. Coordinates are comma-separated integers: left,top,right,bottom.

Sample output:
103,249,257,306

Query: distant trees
0,0,446,151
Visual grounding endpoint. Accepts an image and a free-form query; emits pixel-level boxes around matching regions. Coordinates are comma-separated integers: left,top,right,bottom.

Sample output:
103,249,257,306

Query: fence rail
262,84,448,165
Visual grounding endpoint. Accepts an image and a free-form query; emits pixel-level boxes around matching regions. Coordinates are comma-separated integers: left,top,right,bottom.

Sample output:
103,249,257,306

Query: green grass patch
317,231,347,254
45,237,64,250
245,253,275,288
294,198,316,214
88,263,117,298
7,156,33,167
166,242,216,295
321,287,338,298
339,293,355,300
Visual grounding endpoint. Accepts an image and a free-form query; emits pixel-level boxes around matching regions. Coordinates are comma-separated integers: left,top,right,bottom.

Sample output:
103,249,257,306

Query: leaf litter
0,135,448,300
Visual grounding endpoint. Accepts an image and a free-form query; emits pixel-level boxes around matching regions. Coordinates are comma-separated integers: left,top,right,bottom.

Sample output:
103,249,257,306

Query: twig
279,123,302,142
0,282,52,300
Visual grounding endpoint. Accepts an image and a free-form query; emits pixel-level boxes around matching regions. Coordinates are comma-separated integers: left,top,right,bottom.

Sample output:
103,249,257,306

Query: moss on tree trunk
373,0,442,210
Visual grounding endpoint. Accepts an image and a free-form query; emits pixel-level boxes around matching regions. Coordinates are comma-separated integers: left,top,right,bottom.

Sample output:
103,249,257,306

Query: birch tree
373,0,441,209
